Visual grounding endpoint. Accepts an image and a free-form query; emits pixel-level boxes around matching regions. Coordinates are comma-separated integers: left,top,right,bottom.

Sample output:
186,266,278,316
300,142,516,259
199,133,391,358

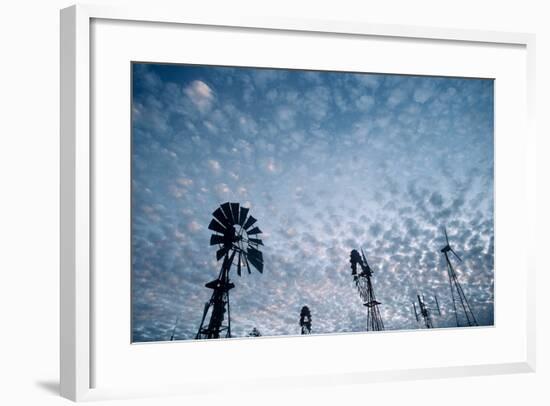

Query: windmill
300,306,312,335
195,202,264,339
169,315,180,341
248,327,262,337
441,227,478,327
412,294,441,329
350,248,384,331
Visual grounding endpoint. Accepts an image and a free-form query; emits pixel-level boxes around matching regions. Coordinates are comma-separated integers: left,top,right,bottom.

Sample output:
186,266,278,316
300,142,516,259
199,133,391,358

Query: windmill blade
208,219,227,234
450,248,462,262
248,255,264,273
413,302,418,322
247,226,262,235
247,246,264,273
361,248,370,268
243,215,257,230
230,203,240,225
244,256,252,274
247,246,264,263
238,206,249,226
237,251,242,277
209,234,225,246
216,246,229,261
212,207,230,227
444,227,449,245
248,238,263,246
220,202,235,225
350,249,361,266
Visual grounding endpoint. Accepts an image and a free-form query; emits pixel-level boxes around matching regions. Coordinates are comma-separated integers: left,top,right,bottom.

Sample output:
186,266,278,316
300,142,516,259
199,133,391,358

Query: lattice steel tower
440,227,478,327
413,294,441,329
350,249,384,331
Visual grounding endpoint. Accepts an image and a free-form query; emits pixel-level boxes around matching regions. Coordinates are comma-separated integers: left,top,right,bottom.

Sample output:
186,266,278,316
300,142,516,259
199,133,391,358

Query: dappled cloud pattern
131,64,494,342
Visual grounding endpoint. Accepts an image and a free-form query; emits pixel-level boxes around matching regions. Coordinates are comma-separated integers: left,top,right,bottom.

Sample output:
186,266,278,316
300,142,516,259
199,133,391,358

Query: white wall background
0,0,547,405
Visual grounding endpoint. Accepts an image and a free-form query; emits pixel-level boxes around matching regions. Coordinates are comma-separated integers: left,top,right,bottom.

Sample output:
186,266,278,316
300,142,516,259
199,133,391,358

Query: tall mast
440,228,478,327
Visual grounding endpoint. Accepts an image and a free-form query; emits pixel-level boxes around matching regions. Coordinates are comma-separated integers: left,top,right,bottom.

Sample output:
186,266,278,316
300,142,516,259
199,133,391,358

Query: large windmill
350,248,384,331
195,202,264,339
412,294,441,329
440,227,478,327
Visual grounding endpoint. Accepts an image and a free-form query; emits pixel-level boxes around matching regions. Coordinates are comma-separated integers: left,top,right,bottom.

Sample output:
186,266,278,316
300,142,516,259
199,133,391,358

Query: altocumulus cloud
131,63,494,342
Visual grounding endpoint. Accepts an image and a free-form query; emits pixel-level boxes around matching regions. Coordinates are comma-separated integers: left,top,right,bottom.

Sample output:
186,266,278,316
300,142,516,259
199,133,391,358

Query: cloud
184,80,214,112
251,69,286,89
413,81,436,104
356,95,375,111
187,221,202,233
355,74,381,89
429,192,444,207
276,106,296,130
214,183,231,198
304,86,331,121
386,88,408,108
207,159,221,174
131,64,494,342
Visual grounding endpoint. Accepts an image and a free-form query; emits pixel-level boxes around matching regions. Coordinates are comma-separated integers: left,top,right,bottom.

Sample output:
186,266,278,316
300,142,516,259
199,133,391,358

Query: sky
131,63,494,342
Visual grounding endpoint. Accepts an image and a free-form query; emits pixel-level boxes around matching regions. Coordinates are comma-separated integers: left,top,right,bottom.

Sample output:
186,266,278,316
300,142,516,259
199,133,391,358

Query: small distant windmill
413,294,441,329
195,202,264,339
248,327,262,337
300,306,312,335
350,248,384,331
169,315,180,341
441,227,478,327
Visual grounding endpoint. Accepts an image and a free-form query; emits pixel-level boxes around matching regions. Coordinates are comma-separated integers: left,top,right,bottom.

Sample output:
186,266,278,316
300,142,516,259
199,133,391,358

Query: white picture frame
60,3,536,402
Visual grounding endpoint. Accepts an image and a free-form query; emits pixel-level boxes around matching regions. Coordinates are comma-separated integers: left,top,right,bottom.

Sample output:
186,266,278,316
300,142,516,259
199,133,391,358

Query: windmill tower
195,202,264,339
441,227,478,327
413,294,441,329
300,306,312,335
169,315,179,341
350,249,384,331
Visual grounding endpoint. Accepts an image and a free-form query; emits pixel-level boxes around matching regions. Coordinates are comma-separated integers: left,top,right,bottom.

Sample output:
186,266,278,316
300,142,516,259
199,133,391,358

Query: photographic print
131,63,494,342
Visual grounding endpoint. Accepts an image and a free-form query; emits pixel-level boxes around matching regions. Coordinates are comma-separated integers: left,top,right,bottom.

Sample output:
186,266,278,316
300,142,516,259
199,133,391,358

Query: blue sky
131,63,494,342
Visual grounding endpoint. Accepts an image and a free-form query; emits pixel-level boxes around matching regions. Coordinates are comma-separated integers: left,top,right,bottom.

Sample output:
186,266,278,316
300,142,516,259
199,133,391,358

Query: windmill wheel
208,202,264,276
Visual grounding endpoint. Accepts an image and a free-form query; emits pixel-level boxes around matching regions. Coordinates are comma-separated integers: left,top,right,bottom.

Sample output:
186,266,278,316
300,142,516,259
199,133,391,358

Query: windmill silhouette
350,248,384,331
299,306,312,335
248,327,262,337
169,315,179,341
413,294,441,329
195,202,264,339
441,227,477,327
